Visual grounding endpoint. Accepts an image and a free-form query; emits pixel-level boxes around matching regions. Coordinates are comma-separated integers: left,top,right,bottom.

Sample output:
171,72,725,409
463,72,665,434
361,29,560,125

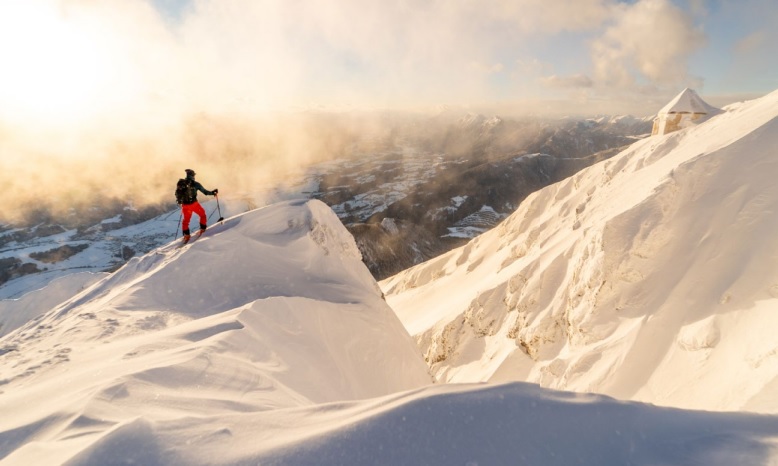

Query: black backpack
175,178,196,205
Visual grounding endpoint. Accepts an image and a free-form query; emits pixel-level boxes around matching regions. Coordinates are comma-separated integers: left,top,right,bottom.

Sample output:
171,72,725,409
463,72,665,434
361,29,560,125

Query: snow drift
2,199,778,464
0,199,431,464
382,89,778,413
0,271,106,338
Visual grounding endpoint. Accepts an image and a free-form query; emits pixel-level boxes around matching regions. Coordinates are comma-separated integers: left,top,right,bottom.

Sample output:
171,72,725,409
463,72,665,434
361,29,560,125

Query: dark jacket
182,175,215,204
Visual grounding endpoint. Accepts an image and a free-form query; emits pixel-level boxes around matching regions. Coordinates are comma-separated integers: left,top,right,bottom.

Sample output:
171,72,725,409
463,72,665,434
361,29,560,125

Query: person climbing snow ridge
175,169,218,243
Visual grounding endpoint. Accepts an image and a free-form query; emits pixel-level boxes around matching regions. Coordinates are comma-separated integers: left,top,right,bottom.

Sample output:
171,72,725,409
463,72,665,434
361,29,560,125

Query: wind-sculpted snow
0,199,431,464
0,271,106,338
383,89,778,413
3,196,778,464
24,382,778,466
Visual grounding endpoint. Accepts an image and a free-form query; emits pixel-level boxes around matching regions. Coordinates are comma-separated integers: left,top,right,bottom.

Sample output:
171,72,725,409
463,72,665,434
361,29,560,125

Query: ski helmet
185,169,196,177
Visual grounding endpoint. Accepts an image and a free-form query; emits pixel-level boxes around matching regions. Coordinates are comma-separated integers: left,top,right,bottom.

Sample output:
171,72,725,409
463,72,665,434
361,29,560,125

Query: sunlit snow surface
383,89,778,414
4,89,778,463
1,198,778,464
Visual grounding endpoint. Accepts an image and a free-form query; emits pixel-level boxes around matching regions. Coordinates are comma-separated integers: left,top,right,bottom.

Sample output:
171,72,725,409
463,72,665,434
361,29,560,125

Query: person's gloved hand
212,188,219,195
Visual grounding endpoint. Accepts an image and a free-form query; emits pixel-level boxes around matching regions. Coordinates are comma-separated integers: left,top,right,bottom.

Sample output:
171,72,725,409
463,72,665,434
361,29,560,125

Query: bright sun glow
0,3,115,125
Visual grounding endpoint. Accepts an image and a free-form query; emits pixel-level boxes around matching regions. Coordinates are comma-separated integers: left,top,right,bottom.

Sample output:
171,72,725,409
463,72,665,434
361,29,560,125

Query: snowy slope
38,382,778,466
0,271,106,337
2,199,778,464
0,199,431,464
382,89,778,413
0,186,304,300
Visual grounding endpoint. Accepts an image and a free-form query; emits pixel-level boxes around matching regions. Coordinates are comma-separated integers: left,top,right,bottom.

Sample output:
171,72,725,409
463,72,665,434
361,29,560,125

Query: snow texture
3,90,778,464
383,88,778,414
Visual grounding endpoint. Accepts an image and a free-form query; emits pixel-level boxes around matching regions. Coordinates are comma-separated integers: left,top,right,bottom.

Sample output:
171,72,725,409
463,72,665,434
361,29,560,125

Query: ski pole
216,194,224,222
173,208,182,239
209,195,224,222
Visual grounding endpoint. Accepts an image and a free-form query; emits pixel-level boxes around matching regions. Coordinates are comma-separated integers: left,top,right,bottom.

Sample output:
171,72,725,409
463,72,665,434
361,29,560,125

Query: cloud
470,62,505,75
687,0,708,17
0,1,184,125
514,58,554,79
166,0,622,108
0,0,722,223
734,30,768,55
590,0,707,88
541,74,594,89
475,0,612,35
0,0,624,119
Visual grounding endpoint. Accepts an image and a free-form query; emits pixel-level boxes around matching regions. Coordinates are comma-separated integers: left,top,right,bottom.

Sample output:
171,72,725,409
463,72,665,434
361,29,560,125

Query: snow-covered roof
658,88,719,115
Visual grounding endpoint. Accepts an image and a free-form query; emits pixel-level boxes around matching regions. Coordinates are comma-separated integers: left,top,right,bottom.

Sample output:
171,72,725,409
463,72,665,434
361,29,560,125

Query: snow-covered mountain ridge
3,198,778,465
382,89,778,413
0,199,433,463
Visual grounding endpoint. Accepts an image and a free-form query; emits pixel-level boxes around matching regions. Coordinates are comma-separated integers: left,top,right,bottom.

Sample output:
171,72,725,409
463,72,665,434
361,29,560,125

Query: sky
0,0,776,225
0,0,776,125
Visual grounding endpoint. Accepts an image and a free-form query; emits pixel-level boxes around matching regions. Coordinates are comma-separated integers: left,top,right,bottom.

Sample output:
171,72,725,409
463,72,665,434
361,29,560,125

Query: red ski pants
181,201,207,234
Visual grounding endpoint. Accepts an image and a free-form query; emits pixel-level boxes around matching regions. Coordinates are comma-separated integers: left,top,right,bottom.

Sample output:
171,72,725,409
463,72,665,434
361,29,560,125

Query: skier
176,169,218,242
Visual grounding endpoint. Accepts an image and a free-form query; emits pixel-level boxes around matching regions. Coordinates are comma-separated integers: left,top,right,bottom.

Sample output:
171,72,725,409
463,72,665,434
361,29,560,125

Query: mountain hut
652,88,720,136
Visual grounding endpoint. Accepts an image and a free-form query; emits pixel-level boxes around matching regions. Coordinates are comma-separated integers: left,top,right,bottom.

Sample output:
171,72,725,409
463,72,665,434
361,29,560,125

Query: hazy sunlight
0,3,117,125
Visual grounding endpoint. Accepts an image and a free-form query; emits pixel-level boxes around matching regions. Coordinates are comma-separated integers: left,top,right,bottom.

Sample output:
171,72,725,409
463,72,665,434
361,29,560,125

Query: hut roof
658,88,719,115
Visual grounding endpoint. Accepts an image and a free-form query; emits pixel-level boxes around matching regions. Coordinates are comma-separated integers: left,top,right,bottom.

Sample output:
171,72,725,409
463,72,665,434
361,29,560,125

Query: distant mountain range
0,112,651,295
312,112,652,278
